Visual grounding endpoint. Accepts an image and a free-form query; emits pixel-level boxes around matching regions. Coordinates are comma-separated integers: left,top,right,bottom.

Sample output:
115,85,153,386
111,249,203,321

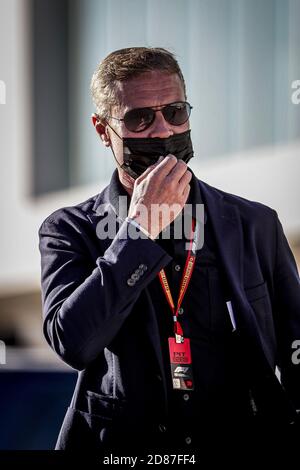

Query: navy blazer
39,173,300,450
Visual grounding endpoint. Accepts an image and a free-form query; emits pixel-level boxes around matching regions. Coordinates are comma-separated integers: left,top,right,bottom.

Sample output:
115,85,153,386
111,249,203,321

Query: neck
117,168,134,197
122,184,133,197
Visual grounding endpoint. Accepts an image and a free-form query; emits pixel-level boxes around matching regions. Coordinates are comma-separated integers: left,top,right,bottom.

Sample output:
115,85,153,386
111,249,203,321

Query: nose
148,110,173,138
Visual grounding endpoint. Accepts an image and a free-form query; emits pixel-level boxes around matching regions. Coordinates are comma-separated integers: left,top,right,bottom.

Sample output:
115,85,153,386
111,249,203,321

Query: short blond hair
90,47,186,120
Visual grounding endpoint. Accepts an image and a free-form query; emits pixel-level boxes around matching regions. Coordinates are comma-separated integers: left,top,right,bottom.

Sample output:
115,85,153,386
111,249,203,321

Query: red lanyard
158,217,197,343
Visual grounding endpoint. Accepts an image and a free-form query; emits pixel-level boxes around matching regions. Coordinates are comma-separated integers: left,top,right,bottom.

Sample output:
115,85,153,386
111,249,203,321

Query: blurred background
0,0,299,450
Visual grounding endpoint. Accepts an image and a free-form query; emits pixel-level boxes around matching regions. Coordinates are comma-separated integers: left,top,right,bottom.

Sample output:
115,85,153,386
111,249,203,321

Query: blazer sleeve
38,211,172,371
273,211,300,408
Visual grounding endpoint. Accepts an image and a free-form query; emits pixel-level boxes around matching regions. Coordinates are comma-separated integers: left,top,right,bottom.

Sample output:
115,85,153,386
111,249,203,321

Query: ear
91,113,111,147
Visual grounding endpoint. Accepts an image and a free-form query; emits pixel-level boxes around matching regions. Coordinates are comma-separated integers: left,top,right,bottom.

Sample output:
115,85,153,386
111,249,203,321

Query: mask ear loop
104,120,137,178
104,121,123,169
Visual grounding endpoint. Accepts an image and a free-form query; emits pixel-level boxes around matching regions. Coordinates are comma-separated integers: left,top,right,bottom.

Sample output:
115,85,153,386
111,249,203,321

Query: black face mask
108,125,194,179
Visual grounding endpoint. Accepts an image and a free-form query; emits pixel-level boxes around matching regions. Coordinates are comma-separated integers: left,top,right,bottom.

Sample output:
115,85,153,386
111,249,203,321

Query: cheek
172,121,190,134
109,132,124,158
114,136,124,155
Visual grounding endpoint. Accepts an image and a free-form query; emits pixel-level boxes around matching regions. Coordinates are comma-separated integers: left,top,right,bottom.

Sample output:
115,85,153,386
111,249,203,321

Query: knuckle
185,171,192,181
176,163,187,175
165,174,176,186
166,154,177,164
182,184,190,197
151,166,160,178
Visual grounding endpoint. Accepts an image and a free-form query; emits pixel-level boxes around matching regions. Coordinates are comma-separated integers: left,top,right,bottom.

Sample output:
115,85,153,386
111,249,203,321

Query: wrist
125,217,156,241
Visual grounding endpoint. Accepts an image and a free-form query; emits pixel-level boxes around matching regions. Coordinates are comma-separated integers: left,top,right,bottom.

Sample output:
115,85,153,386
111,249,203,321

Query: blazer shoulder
198,178,277,219
38,185,110,234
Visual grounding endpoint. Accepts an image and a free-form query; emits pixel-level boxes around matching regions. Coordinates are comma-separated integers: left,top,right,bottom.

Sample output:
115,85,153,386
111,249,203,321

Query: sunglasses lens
163,102,191,126
123,102,192,132
124,108,154,132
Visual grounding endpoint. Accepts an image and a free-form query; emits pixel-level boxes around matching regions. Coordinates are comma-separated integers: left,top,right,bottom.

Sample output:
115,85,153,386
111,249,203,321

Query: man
39,47,300,454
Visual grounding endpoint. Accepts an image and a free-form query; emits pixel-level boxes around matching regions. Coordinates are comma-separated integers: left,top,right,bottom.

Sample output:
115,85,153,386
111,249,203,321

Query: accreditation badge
168,337,194,390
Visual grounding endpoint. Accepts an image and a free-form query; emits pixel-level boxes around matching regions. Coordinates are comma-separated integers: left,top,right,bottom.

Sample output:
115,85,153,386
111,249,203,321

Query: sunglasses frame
108,101,193,133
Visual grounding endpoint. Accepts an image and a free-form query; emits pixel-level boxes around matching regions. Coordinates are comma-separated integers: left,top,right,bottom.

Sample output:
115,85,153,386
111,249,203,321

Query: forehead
114,71,185,111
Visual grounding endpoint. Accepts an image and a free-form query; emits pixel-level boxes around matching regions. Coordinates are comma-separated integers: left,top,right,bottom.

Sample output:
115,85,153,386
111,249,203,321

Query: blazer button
174,264,181,272
131,273,140,281
158,424,167,433
127,278,135,286
178,307,184,315
138,264,148,272
185,436,192,445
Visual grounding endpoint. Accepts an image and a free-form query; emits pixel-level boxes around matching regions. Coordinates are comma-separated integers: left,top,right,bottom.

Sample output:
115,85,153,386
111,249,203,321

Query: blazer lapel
199,181,244,310
199,180,275,369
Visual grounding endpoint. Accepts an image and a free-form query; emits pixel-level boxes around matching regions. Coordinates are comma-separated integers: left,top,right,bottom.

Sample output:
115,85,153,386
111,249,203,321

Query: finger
178,170,192,194
168,159,188,182
182,183,191,202
135,156,164,183
151,154,178,177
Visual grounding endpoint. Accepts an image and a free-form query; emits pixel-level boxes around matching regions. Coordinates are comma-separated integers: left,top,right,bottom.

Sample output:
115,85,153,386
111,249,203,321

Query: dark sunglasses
108,101,192,133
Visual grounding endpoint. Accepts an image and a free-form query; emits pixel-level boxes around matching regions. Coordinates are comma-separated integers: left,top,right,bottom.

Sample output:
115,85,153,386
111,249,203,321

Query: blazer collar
199,180,244,291
91,169,129,218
